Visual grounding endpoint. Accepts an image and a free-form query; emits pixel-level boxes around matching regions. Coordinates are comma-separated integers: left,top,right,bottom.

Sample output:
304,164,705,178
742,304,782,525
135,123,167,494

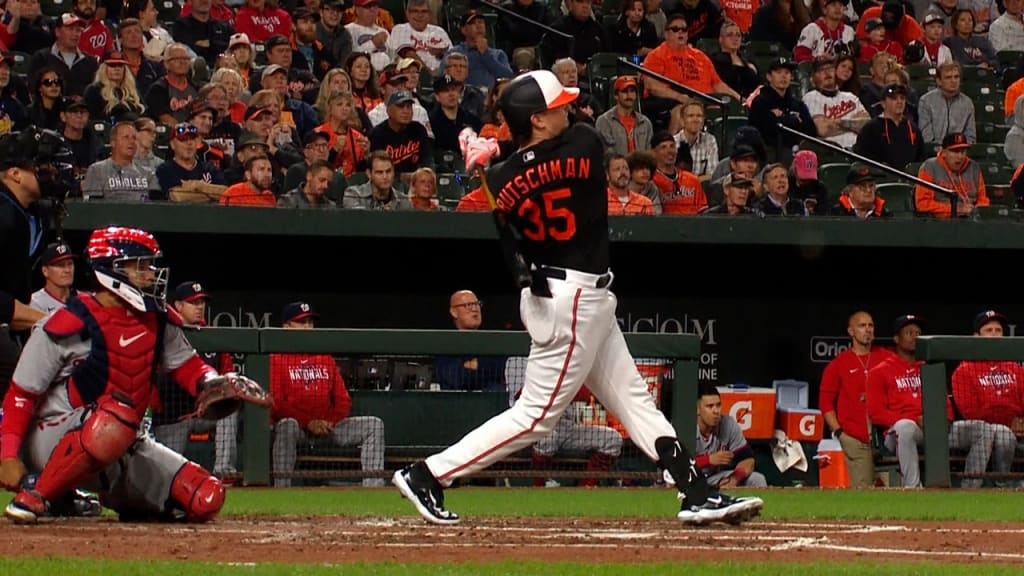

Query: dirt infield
2,515,1024,565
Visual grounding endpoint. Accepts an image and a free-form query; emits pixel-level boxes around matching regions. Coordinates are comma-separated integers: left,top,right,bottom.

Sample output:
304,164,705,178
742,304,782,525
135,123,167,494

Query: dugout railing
184,328,700,486
917,336,1024,488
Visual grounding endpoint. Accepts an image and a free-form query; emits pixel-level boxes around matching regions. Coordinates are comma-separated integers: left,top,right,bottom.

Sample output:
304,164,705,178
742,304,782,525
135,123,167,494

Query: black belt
536,267,612,288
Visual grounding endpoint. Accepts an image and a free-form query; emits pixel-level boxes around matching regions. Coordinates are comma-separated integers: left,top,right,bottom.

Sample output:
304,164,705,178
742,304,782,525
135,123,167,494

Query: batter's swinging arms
393,70,763,526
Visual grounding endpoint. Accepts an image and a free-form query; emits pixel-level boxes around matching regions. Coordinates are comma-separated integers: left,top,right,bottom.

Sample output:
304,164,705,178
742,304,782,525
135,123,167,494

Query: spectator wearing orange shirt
650,130,706,214
641,13,740,130
606,153,654,215
220,154,278,206
456,187,491,212
855,2,923,46
914,132,988,218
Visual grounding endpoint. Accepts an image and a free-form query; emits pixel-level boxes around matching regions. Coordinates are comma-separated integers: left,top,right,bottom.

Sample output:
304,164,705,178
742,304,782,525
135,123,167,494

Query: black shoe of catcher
392,461,460,526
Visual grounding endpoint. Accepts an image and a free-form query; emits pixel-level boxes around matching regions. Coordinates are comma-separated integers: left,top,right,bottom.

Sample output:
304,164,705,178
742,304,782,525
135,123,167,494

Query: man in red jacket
820,310,894,487
867,315,956,488
950,310,1024,488
270,302,386,487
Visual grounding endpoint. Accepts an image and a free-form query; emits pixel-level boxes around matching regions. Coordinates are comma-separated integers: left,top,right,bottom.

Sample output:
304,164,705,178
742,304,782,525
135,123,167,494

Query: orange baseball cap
614,76,638,93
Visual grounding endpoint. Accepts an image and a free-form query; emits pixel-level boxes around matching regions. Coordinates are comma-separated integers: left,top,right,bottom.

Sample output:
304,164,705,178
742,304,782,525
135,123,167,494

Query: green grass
223,486,1024,522
3,559,1023,576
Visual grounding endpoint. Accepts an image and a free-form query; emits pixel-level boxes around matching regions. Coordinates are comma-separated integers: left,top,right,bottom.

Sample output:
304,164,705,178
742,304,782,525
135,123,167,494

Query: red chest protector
44,293,167,418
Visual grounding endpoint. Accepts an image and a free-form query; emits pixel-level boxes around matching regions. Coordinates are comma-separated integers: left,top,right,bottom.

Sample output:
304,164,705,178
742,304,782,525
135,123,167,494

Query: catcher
0,226,272,524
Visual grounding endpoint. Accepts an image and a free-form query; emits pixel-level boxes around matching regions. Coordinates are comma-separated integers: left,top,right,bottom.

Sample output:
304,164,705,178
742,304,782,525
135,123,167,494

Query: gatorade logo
730,400,752,430
799,415,817,436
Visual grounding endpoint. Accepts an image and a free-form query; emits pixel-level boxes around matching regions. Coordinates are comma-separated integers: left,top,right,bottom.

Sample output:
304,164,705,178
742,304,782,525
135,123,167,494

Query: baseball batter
393,70,763,526
0,227,249,524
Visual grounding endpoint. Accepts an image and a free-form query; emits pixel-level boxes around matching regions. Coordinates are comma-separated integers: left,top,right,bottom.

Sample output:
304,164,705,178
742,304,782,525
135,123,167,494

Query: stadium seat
697,38,719,56
875,182,915,214
8,51,30,76
38,0,67,17
978,162,1014,186
987,184,1015,207
819,162,852,202
435,148,465,173
997,50,1024,73
975,100,1005,126
157,0,181,23
587,52,625,85
978,123,1010,144
347,172,369,187
436,173,465,210
968,143,1005,164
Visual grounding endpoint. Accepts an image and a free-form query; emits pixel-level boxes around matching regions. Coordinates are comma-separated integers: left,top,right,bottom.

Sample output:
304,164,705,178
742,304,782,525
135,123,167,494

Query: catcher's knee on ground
170,461,225,523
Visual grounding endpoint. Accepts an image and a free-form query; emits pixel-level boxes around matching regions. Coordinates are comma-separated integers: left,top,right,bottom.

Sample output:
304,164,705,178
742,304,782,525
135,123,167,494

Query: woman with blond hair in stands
83,52,145,122
211,67,248,124
316,90,369,178
316,69,353,119
408,167,439,211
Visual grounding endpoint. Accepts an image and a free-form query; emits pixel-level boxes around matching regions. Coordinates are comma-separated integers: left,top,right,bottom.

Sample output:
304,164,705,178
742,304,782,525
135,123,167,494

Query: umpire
0,128,73,396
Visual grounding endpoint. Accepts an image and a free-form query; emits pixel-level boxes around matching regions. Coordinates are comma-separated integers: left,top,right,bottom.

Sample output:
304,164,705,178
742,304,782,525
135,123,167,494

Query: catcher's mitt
185,373,273,421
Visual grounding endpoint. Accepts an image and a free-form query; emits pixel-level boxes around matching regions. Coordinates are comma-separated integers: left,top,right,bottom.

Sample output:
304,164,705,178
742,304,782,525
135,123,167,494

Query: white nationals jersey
30,289,64,314
802,89,866,149
795,19,856,60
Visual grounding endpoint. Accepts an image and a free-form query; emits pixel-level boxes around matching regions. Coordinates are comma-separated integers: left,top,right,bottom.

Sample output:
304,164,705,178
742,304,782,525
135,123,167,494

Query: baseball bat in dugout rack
616,58,730,159
776,124,959,214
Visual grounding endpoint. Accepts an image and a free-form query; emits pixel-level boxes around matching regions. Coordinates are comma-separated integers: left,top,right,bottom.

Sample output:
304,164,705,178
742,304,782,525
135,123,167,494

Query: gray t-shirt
81,158,158,201
696,414,748,473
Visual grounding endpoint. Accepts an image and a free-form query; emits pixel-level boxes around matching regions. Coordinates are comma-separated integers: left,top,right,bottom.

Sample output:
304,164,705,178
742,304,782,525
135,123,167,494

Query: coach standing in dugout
819,311,894,487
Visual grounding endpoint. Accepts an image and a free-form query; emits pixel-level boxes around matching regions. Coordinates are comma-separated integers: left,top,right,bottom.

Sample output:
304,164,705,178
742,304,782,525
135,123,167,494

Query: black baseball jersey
488,123,609,274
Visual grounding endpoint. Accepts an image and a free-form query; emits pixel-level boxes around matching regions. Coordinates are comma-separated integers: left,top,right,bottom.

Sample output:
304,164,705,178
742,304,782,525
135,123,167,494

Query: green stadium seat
978,162,1014,186
975,100,1005,126
587,52,625,84
8,51,31,76
819,162,852,203
876,182,915,214
744,40,783,59
697,38,719,56
968,142,1005,164
987,184,1015,207
380,0,406,24
436,173,465,210
905,63,935,82
38,0,68,17
978,122,1010,144
998,50,1024,71
435,148,465,173
347,172,369,187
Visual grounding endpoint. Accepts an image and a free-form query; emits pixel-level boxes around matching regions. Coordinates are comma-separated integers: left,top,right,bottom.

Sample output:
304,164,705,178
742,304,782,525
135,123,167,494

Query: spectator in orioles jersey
650,130,706,214
270,301,386,487
914,132,988,218
606,153,654,215
951,310,1024,488
867,315,956,488
819,310,895,487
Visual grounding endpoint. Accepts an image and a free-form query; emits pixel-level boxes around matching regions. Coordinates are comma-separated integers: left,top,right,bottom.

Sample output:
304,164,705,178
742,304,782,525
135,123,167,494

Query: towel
772,429,808,473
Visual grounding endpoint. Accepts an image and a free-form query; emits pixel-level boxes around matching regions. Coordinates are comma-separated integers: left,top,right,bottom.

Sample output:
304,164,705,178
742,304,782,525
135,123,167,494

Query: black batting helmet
499,70,580,140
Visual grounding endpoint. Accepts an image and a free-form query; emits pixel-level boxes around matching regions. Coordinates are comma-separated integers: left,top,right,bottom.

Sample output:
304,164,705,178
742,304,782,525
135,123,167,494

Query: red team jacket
819,348,894,443
866,355,953,429
269,353,352,428
951,361,1024,427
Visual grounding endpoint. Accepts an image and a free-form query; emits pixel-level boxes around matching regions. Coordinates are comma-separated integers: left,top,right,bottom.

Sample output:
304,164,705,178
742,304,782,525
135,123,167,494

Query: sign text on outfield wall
810,336,852,363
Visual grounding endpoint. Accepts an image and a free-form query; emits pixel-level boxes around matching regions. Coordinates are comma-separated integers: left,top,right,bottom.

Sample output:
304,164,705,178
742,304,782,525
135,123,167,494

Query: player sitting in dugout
695,384,767,488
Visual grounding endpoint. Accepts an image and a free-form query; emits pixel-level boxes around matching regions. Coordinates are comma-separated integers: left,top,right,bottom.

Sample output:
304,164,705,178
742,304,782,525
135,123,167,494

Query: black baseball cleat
392,461,460,526
677,491,763,526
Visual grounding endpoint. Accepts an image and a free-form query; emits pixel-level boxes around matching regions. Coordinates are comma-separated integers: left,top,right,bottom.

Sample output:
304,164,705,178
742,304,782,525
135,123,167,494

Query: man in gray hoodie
1004,94,1024,167
917,61,976,145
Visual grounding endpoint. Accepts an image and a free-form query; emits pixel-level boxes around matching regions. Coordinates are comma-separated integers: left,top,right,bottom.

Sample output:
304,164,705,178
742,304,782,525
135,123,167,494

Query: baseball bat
475,165,533,289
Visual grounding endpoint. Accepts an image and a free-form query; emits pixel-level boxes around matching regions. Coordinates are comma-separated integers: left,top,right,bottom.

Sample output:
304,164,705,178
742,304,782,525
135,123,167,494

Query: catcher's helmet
499,70,580,140
86,226,169,312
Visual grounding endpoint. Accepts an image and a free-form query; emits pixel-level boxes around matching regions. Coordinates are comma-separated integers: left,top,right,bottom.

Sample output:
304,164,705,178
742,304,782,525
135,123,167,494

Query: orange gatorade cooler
716,386,776,440
775,408,824,442
815,438,850,488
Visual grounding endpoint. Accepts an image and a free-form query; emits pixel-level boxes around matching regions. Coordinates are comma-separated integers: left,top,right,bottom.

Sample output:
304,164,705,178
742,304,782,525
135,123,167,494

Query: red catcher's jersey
489,123,610,274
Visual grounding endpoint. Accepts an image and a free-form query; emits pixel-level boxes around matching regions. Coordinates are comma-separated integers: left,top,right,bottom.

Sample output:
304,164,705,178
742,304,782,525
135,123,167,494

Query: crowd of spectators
0,0,1021,218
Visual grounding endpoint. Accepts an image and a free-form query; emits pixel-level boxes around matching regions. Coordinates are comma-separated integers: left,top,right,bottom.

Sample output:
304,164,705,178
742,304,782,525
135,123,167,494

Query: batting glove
459,127,500,172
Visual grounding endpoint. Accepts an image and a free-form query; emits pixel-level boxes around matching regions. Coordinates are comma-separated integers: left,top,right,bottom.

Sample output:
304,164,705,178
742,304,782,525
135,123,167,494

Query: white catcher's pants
425,268,677,485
